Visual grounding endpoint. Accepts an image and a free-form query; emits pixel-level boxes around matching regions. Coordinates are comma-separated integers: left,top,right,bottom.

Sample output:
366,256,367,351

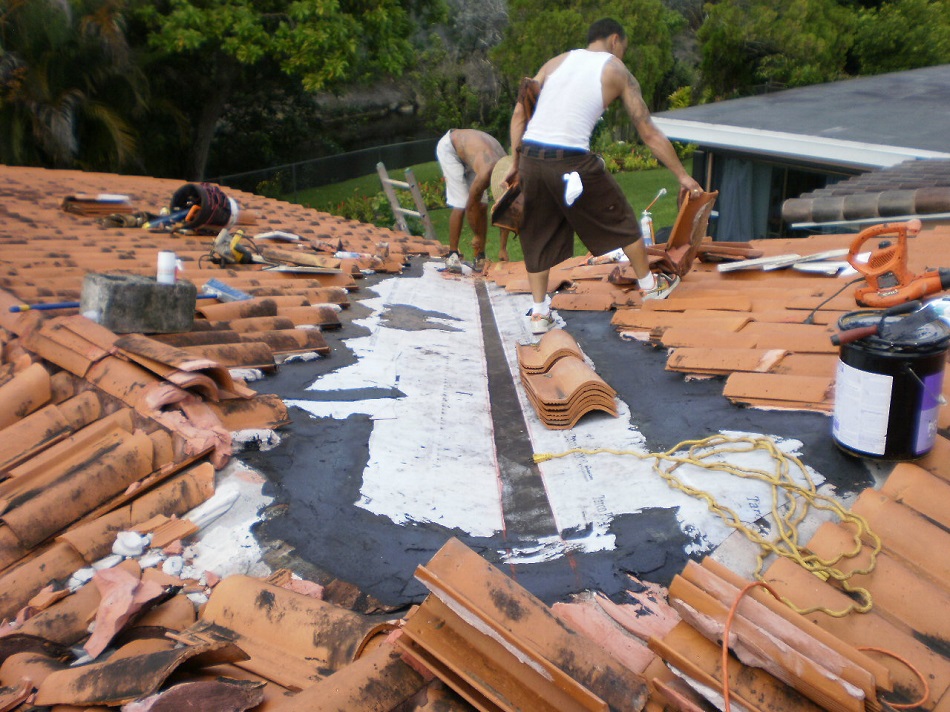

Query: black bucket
833,309,949,460
170,183,239,232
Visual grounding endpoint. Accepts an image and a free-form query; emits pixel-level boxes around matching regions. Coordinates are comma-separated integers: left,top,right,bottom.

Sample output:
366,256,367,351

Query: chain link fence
213,138,440,201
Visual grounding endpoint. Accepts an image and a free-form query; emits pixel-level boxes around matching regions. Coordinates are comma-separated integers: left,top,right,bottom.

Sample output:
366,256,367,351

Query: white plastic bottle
156,251,177,284
640,211,654,247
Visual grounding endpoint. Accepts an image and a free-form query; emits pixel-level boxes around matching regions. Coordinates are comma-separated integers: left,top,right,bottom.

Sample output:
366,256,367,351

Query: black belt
519,143,588,159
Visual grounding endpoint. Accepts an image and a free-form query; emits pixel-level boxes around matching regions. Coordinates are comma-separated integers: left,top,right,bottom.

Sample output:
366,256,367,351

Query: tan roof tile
806,521,950,643
649,621,825,712
850,489,950,590
32,636,246,707
407,537,649,710
762,557,948,707
266,643,424,712
880,462,950,528
1,428,154,550
0,391,100,471
723,372,834,411
56,462,214,563
667,347,786,376
196,575,382,690
516,328,585,374
0,361,51,429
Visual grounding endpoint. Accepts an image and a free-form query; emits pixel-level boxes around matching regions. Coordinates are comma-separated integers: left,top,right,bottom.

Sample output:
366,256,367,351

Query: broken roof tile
32,637,246,707
409,538,649,710
196,575,383,690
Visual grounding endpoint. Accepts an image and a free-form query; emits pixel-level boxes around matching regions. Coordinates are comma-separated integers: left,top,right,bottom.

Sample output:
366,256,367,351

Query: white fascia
654,118,950,169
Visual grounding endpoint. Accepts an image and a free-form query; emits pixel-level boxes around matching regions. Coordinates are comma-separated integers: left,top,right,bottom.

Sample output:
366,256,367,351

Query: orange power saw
847,218,950,308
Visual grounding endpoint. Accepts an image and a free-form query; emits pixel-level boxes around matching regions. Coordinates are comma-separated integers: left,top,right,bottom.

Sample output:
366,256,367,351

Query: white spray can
640,211,654,246
640,187,666,247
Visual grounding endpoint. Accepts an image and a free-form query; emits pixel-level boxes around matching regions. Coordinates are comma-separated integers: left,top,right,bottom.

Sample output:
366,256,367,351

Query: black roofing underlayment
244,266,872,609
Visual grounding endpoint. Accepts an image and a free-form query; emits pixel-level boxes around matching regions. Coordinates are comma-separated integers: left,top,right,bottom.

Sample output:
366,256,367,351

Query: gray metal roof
654,65,950,168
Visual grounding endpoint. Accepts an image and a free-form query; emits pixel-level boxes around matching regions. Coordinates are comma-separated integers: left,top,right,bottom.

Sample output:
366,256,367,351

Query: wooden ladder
376,162,437,241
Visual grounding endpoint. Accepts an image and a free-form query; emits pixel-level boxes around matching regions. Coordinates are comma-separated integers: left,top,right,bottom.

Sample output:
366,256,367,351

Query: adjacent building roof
782,158,950,226
654,65,950,169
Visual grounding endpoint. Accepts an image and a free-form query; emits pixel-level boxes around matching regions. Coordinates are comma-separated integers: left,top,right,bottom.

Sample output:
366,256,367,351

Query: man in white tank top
508,18,703,334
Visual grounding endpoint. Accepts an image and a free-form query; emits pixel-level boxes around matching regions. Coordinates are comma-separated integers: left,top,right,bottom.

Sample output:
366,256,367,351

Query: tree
851,0,950,74
129,0,446,180
488,0,685,147
697,0,854,99
492,0,683,109
0,0,145,170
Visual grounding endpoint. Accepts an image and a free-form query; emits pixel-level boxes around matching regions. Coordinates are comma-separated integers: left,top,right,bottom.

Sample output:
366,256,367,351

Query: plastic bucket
170,183,239,232
833,309,950,460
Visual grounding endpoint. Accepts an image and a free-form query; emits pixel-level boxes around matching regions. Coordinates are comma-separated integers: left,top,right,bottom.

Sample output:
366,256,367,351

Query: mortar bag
171,182,240,233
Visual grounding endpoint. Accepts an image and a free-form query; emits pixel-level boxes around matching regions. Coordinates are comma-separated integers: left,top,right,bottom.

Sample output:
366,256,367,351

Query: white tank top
523,50,612,150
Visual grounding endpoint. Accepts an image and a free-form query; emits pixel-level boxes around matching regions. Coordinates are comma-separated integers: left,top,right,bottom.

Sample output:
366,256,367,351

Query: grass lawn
292,159,690,263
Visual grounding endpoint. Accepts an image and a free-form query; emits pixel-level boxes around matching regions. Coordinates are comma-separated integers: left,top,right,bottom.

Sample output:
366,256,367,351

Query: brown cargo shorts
518,147,641,273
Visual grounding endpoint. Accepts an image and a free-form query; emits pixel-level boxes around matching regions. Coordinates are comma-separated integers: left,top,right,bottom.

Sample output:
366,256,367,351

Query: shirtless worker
435,129,511,269
508,17,703,334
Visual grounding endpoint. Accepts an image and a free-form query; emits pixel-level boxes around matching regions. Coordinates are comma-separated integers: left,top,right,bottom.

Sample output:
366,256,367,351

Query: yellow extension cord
533,433,882,617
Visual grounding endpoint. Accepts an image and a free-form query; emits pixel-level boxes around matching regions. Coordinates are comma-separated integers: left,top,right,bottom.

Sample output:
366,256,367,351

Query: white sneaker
444,252,463,273
529,311,557,334
641,273,680,300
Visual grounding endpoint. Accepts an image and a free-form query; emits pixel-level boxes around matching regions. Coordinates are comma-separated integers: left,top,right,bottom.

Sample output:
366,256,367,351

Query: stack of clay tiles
517,328,618,429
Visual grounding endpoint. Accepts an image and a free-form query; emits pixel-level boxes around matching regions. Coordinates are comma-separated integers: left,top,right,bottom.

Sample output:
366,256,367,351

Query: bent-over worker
436,129,512,268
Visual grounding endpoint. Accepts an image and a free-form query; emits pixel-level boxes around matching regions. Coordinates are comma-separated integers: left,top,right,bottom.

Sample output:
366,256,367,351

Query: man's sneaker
444,252,463,273
641,272,680,300
529,311,557,334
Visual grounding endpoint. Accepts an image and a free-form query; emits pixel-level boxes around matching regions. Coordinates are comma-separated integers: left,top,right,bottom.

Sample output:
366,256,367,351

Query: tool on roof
209,228,261,266
848,218,950,307
10,293,219,313
141,208,191,230
200,278,252,302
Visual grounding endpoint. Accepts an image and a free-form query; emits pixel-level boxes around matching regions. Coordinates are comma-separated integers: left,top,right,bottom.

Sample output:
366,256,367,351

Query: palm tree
0,0,145,170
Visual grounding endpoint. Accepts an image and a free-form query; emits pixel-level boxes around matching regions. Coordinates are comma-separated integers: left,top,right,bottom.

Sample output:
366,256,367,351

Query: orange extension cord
721,582,931,711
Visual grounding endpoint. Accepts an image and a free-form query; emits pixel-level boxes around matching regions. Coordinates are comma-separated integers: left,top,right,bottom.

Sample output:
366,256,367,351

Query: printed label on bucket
915,371,944,455
833,360,892,455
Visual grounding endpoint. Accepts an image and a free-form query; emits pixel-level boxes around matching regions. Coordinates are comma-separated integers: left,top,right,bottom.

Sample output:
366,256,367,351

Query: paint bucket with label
832,309,949,460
